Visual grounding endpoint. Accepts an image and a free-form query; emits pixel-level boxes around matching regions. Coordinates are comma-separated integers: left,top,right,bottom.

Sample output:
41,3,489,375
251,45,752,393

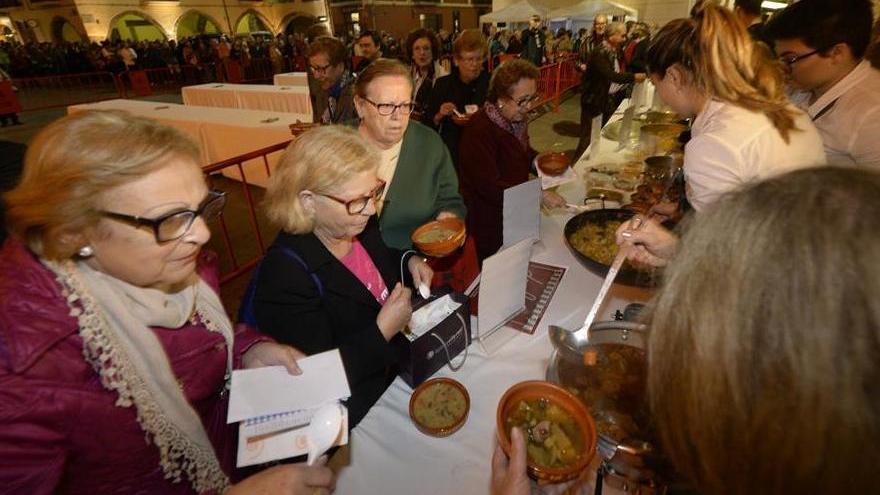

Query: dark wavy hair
405,28,440,63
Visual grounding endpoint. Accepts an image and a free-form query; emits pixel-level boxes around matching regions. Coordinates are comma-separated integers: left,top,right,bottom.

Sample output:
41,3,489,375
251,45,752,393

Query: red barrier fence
202,140,291,285
10,54,580,113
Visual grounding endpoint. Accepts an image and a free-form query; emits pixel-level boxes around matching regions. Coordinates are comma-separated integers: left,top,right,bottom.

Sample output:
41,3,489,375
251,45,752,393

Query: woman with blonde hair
0,110,333,494
646,2,824,211
248,125,433,428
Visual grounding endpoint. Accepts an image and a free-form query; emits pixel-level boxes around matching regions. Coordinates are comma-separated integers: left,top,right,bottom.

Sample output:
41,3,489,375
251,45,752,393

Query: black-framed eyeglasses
515,93,540,108
779,49,822,67
310,62,333,74
317,181,386,215
100,189,227,243
362,97,417,116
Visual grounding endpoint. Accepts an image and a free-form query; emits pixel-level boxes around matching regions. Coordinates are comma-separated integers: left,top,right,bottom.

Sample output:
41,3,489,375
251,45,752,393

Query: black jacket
252,217,413,427
426,68,490,167
580,44,636,117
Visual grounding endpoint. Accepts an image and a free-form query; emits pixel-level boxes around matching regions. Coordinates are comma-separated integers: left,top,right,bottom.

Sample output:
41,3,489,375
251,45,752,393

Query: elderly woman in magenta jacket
458,59,565,262
0,111,332,494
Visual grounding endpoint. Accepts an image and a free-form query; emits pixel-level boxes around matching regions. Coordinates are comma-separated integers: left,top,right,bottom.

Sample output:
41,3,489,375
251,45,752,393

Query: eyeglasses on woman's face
362,98,417,116
514,93,540,108
317,181,386,215
100,189,227,243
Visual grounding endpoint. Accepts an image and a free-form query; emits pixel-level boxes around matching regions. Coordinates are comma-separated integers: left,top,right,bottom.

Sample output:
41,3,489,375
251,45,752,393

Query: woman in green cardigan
353,58,466,251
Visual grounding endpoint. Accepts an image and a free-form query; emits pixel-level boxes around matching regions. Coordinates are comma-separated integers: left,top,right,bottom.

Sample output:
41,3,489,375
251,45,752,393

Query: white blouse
684,99,826,211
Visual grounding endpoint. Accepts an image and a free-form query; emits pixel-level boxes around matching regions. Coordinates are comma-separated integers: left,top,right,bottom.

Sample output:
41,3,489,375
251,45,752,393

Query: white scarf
44,259,234,493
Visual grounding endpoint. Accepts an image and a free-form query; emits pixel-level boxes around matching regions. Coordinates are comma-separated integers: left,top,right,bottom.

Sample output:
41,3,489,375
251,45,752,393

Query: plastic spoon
306,403,344,466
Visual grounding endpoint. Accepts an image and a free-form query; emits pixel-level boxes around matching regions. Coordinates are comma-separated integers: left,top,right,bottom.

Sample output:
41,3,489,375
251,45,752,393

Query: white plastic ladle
306,403,344,466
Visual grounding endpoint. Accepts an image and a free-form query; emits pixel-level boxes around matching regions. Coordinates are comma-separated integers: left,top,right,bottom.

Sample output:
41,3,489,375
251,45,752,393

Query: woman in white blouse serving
647,3,825,212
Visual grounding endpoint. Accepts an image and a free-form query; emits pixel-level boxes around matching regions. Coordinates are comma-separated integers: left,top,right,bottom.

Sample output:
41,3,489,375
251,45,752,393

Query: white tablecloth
333,103,655,494
181,83,313,122
68,99,298,187
273,72,309,88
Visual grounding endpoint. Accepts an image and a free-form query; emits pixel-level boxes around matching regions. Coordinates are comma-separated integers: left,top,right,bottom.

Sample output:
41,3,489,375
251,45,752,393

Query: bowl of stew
411,218,466,258
410,378,470,437
497,380,596,483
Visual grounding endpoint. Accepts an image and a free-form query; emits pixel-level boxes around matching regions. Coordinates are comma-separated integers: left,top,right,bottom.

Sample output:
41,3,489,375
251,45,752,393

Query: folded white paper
503,178,541,249
227,349,351,423
476,237,533,344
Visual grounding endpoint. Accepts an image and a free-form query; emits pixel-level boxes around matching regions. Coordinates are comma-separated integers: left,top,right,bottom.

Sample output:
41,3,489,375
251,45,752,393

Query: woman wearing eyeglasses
458,59,566,262
0,110,335,494
250,125,433,428
646,4,824,212
352,58,466,252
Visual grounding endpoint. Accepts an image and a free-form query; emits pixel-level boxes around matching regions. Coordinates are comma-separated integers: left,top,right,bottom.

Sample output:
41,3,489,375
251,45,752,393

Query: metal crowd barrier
202,140,291,285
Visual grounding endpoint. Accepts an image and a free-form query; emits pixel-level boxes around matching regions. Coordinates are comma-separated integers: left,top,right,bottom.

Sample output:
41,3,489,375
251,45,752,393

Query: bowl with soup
409,378,470,437
535,151,571,176
497,380,596,483
411,218,466,258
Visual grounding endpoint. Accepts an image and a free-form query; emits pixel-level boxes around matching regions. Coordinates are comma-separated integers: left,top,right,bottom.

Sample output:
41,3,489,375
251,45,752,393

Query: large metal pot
547,320,675,494
563,209,659,288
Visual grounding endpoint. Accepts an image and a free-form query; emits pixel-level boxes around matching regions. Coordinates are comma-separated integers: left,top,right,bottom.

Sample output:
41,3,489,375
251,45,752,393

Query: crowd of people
1,0,880,493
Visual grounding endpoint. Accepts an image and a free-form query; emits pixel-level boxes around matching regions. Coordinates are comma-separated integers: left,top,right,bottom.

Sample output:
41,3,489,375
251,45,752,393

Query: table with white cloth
181,83,313,121
68,99,299,187
273,72,310,88
332,100,657,495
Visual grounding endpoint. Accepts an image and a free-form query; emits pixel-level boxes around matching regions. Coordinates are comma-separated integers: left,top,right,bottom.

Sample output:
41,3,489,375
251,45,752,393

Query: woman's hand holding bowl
491,427,529,495
242,341,307,375
376,282,413,340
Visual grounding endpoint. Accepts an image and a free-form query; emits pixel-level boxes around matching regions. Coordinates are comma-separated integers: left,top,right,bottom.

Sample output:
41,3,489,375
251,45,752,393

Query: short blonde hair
453,29,486,57
3,110,200,259
354,58,411,99
265,126,378,234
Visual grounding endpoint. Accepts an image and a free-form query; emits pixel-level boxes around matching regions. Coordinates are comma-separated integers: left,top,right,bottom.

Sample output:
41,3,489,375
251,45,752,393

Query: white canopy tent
549,0,638,21
479,0,550,24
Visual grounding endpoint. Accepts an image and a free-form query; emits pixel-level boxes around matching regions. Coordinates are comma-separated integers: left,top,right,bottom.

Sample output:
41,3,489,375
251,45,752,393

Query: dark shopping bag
394,289,471,388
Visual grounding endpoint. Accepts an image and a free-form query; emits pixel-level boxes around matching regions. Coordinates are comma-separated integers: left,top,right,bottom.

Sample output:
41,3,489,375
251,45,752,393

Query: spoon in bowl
306,402,344,465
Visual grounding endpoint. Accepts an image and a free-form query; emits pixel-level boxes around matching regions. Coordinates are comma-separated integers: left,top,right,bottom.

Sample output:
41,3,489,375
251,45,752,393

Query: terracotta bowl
451,113,473,126
536,151,571,176
496,380,597,483
409,378,470,437
411,218,466,258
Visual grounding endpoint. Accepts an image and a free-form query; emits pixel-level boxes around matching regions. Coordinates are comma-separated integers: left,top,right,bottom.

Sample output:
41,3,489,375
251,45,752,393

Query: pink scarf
483,101,530,151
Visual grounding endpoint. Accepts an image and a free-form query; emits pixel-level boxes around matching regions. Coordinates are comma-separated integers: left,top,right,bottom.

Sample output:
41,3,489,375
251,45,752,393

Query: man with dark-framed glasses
767,0,880,169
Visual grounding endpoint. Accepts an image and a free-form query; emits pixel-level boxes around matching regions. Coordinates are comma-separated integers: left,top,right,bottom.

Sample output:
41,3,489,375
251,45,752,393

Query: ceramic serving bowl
411,218,466,258
496,380,597,483
536,151,571,176
409,378,470,437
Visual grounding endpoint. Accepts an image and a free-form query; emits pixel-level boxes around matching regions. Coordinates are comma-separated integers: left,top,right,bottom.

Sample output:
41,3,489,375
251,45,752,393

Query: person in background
353,59,466,250
577,14,608,69
0,66,22,127
575,22,645,158
506,30,523,54
645,5,824,211
766,0,880,169
734,0,773,50
521,15,545,67
427,29,490,169
354,31,382,73
250,126,432,428
622,22,650,72
308,36,356,125
458,59,566,262
405,28,449,123
0,110,333,494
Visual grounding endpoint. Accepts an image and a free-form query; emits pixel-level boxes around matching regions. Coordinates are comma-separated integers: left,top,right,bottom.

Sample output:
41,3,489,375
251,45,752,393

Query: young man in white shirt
766,0,880,169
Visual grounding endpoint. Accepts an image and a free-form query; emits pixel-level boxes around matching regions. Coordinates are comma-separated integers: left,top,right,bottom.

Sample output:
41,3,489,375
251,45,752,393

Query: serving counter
332,102,655,494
